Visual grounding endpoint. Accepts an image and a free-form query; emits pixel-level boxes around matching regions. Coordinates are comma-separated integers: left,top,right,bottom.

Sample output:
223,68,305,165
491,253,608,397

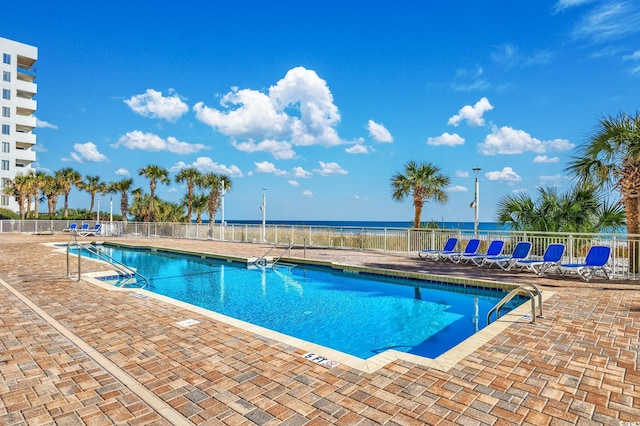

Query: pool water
76,245,521,359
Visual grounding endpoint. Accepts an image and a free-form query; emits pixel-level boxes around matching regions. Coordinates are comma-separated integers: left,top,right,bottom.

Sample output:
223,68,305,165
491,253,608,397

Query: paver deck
0,233,638,425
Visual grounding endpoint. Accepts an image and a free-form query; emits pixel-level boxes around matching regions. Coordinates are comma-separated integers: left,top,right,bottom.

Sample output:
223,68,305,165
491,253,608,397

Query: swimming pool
74,244,522,360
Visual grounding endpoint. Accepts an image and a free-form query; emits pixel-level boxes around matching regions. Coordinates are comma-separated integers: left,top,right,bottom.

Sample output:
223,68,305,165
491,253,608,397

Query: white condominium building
0,37,38,212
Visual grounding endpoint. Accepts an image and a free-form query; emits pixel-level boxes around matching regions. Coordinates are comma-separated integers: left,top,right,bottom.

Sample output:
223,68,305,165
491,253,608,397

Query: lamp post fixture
96,198,101,224
472,168,481,235
260,188,267,242
220,181,226,240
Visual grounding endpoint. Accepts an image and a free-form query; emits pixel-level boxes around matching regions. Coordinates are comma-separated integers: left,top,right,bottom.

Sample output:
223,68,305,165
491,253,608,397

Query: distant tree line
1,165,231,224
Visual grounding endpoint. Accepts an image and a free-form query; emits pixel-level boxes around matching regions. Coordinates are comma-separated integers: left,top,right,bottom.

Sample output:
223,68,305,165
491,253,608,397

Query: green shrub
0,208,19,220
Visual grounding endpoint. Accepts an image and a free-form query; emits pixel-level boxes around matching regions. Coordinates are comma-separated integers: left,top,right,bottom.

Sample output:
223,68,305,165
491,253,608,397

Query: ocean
215,220,508,231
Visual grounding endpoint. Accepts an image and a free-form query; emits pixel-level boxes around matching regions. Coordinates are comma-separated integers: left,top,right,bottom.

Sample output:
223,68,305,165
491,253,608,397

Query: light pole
220,181,225,240
96,198,101,224
472,168,481,235
260,188,267,242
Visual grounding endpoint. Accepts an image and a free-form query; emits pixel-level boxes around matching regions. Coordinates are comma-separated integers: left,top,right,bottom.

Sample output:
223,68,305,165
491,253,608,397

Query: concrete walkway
0,234,638,425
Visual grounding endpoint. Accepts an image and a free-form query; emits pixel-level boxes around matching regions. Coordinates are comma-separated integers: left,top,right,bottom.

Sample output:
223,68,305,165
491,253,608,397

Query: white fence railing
3,219,639,280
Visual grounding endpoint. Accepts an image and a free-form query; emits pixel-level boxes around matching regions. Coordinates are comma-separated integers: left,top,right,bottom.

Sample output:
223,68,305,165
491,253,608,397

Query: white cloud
35,117,58,129
69,142,107,163
427,132,465,146
367,120,393,142
169,157,243,177
292,166,312,179
112,130,208,154
571,1,640,43
554,0,593,13
449,185,468,192
479,125,574,155
448,97,494,127
346,144,369,154
232,139,296,159
115,167,130,176
485,167,522,183
491,43,552,68
255,161,288,176
451,67,489,91
194,66,348,150
622,50,640,61
315,161,348,176
288,180,300,187
456,170,470,178
124,88,188,122
302,190,313,197
533,155,560,163
540,174,565,183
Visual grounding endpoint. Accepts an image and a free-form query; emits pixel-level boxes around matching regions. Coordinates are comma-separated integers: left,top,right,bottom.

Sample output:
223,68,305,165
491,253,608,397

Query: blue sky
4,0,640,223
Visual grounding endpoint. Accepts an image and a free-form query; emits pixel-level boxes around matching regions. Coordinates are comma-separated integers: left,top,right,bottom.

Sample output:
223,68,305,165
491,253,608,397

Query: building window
0,178,8,189
1,124,9,135
2,88,9,100
0,195,8,207
2,71,9,82
1,107,8,118
2,53,10,65
2,142,9,153
1,160,9,171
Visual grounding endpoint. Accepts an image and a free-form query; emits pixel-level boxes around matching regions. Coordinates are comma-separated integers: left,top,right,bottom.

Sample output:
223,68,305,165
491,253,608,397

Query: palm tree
198,173,232,236
29,170,48,218
138,165,170,222
496,184,625,233
566,111,640,270
55,167,82,218
2,173,29,220
78,175,107,214
129,188,149,222
191,193,209,224
175,167,202,223
111,178,134,222
391,161,451,228
41,174,62,216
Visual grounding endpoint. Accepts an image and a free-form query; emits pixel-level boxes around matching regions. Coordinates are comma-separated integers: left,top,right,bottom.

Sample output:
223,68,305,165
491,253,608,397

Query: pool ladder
255,237,306,267
66,238,149,289
487,283,542,325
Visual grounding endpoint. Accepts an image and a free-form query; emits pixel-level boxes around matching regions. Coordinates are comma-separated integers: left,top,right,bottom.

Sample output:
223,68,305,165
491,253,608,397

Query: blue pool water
76,245,520,359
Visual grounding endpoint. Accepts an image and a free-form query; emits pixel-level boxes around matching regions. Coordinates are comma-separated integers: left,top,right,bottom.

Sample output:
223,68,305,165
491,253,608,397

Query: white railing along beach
3,219,639,280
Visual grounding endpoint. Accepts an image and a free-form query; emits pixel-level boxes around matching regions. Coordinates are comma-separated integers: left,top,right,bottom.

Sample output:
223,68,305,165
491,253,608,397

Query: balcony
13,97,36,112
14,132,35,146
16,79,37,96
15,115,36,130
15,148,36,164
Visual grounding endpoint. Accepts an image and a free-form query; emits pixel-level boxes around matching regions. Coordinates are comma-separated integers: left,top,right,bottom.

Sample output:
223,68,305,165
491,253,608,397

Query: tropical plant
129,188,149,222
391,161,451,228
77,175,107,213
191,193,209,224
41,174,63,216
55,167,82,218
175,167,201,223
138,165,170,222
496,184,625,233
198,172,232,235
111,178,134,222
566,111,640,270
2,173,29,220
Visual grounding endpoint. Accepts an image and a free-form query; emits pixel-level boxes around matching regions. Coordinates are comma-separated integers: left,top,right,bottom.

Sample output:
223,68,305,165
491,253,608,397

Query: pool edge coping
48,241,555,374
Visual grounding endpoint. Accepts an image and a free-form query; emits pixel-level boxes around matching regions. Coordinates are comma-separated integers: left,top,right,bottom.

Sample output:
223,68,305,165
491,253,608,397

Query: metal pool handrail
66,241,149,289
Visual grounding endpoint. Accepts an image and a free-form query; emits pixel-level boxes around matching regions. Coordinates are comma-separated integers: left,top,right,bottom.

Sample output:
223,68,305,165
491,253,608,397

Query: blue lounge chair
78,223,102,236
515,243,565,275
558,245,612,281
418,237,458,260
63,223,78,232
466,240,505,265
76,223,89,233
481,241,532,270
441,239,481,263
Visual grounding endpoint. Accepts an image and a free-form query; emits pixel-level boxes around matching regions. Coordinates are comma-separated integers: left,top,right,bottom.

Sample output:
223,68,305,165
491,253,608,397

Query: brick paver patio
0,234,638,425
